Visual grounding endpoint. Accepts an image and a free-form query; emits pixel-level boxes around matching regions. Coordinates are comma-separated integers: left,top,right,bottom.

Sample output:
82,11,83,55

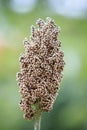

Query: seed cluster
16,17,65,120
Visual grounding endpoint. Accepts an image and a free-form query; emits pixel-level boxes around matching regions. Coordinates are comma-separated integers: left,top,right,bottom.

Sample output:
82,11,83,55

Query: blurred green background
0,0,87,130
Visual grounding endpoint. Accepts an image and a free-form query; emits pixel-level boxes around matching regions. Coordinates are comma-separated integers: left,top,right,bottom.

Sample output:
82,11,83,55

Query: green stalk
33,99,42,130
34,115,41,130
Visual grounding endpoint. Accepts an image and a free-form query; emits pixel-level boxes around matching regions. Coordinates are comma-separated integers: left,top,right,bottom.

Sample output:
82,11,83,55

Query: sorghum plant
16,17,65,130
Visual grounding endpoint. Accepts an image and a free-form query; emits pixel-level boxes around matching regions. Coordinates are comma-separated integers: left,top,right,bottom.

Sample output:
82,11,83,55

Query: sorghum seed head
16,17,65,120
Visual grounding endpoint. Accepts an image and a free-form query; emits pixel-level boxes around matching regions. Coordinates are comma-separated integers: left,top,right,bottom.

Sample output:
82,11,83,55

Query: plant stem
34,115,41,130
